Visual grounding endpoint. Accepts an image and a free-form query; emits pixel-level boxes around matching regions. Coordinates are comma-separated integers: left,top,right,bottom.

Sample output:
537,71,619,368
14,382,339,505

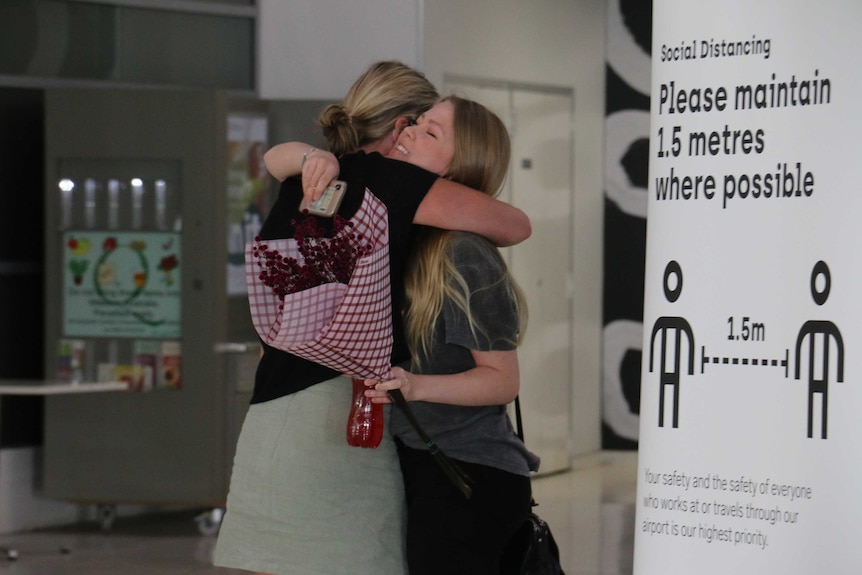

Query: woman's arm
263,142,313,181
414,179,531,247
263,142,339,195
364,349,520,406
264,142,531,246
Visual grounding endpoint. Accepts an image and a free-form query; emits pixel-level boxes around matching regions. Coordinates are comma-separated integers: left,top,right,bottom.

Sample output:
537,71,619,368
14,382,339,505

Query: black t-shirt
250,151,438,404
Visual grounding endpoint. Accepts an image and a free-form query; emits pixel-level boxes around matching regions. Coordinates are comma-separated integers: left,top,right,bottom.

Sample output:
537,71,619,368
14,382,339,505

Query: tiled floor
0,451,637,574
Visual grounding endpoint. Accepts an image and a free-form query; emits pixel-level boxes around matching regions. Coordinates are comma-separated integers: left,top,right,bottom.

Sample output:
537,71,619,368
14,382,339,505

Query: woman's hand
364,366,414,404
301,149,340,203
263,142,341,203
369,350,520,407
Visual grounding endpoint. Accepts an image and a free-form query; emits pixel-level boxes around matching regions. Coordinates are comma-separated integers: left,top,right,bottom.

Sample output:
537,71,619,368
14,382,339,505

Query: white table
0,380,128,396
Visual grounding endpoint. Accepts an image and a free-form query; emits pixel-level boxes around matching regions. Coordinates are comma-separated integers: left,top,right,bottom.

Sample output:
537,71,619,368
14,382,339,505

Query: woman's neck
359,132,396,156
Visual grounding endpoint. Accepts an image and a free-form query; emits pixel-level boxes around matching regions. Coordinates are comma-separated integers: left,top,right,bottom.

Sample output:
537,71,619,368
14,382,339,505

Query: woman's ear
392,116,411,140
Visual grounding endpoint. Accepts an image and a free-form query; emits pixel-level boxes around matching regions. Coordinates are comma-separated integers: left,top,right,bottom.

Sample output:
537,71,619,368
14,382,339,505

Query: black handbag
503,508,565,575
501,397,566,575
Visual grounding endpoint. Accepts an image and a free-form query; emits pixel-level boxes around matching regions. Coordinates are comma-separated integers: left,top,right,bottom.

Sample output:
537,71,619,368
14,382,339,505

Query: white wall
258,0,424,99
423,0,606,456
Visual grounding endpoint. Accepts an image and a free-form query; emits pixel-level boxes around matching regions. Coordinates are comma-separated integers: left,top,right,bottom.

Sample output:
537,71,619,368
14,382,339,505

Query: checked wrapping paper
246,190,394,380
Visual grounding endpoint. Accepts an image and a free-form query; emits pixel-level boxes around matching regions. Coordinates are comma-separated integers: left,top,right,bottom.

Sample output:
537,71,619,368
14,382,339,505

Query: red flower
253,214,372,298
159,254,179,271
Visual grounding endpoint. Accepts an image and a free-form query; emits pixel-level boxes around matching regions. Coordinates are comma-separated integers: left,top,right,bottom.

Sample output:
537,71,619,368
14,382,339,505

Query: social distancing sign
636,2,862,573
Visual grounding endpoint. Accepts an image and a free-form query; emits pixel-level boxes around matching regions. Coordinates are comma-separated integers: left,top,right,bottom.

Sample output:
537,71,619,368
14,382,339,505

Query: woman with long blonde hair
368,96,540,574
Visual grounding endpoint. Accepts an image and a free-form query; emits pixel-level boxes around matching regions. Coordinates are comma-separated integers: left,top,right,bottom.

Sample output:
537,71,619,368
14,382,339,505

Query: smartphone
300,180,347,217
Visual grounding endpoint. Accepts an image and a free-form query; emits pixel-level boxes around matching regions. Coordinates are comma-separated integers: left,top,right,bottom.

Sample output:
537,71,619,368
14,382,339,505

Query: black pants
396,439,532,575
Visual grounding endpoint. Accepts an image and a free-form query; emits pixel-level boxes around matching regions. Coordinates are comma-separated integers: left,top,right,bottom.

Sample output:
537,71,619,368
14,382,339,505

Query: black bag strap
387,389,474,499
515,395,525,442
514,395,539,508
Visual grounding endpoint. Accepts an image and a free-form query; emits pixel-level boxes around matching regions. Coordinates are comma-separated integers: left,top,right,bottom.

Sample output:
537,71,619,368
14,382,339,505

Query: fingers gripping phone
300,180,347,217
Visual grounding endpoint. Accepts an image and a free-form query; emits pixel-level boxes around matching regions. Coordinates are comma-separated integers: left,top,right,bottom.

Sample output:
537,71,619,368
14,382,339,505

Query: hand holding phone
299,180,347,217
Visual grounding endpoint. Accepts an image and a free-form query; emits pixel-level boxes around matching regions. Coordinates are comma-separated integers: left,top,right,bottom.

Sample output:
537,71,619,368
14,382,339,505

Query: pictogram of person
649,260,694,428
795,260,844,439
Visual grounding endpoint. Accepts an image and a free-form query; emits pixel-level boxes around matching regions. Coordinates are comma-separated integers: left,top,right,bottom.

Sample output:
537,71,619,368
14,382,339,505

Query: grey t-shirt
390,232,540,477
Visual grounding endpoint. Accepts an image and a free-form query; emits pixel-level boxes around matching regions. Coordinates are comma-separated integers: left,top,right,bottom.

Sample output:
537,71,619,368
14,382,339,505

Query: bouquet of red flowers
253,214,371,296
247,191,481,472
245,190,393,382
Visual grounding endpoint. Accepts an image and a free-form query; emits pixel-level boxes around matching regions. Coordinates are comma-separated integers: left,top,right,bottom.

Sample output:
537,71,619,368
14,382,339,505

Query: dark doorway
0,87,45,447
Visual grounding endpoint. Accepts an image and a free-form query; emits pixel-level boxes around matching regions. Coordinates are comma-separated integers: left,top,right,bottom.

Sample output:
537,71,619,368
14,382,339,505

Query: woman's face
386,100,455,176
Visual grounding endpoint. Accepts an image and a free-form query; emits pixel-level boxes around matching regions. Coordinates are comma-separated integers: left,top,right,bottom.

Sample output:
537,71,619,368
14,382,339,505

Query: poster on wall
635,1,862,573
226,114,269,295
63,231,181,339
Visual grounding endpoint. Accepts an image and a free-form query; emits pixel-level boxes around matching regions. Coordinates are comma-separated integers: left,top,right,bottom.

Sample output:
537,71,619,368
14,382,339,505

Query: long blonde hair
404,96,528,365
318,61,439,156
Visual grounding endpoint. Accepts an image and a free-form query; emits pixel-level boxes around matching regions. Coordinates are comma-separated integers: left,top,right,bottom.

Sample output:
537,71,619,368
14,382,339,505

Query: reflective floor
0,451,636,575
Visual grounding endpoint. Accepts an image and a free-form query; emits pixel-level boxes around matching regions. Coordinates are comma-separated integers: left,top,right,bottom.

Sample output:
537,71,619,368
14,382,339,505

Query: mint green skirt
214,375,406,575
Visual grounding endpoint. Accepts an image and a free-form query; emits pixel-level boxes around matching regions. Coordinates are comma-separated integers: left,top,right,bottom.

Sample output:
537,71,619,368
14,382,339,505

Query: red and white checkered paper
246,190,393,380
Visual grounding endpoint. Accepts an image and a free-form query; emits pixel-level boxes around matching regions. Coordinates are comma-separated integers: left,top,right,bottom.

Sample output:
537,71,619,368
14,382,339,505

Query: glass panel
56,159,182,232
115,7,253,89
54,159,184,385
185,0,255,5
0,0,253,90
